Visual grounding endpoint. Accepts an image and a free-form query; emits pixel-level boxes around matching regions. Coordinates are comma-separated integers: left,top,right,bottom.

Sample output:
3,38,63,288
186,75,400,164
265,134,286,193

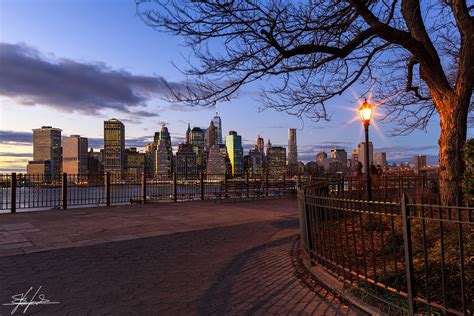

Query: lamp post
359,100,373,201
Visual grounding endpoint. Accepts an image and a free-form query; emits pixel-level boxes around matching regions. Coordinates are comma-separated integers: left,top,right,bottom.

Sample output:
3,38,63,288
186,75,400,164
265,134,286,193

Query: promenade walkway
0,198,362,315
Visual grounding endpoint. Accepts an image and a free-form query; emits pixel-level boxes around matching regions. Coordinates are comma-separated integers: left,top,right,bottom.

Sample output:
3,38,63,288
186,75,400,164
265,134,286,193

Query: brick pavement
0,198,363,315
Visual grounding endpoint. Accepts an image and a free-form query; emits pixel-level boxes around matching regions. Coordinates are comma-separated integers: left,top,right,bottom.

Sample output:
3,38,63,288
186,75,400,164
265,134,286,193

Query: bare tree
137,0,473,205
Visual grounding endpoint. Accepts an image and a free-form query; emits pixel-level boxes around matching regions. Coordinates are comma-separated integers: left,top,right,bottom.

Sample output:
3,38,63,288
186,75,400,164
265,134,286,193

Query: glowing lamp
359,101,373,124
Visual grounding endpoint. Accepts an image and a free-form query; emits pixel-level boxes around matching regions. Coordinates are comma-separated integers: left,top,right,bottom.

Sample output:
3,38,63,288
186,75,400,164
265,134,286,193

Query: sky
0,0,465,172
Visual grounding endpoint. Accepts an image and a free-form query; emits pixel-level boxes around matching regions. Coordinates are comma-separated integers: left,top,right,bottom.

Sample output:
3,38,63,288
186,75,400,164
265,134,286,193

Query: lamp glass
359,102,373,122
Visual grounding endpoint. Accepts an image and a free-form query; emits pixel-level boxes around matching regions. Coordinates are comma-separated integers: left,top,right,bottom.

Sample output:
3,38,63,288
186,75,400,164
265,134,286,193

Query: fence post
173,173,177,202
105,172,110,206
141,172,147,204
224,174,228,199
246,172,249,198
265,171,269,197
200,171,204,200
10,173,16,213
62,173,67,210
401,193,416,315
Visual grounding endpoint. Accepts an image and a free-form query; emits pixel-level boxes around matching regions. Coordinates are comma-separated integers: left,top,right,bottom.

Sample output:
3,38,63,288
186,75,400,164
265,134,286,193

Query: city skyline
0,1,455,173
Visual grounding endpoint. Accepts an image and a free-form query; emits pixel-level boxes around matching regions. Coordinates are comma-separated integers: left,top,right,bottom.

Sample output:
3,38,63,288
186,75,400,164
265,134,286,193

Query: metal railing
298,177,473,315
0,172,298,212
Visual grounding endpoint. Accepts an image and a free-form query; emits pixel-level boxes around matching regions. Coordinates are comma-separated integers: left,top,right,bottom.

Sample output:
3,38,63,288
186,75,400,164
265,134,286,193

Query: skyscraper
185,123,191,144
176,143,197,179
205,121,218,150
191,127,204,151
62,135,88,175
206,144,228,180
267,146,286,179
358,142,374,174
226,131,244,177
248,145,264,177
27,126,62,180
256,136,264,152
288,128,298,165
156,125,173,178
212,112,223,144
374,152,388,168
104,119,125,179
414,155,427,174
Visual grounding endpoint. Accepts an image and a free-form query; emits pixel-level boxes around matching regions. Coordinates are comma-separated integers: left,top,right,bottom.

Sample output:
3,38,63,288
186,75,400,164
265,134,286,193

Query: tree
137,0,473,205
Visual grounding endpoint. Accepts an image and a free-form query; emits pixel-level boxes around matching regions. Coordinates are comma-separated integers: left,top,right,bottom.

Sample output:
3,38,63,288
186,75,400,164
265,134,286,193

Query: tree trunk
437,94,469,206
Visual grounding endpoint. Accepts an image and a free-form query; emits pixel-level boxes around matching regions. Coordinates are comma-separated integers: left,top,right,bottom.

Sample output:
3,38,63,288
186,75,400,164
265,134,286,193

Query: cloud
0,152,32,157
0,130,32,145
0,42,185,117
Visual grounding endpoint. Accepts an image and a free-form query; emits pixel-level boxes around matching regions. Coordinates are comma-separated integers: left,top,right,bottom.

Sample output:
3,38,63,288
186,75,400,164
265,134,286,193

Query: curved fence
298,176,473,315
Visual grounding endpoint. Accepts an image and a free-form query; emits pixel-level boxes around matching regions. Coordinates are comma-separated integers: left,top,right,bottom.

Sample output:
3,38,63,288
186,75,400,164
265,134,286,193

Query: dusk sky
1,0,468,172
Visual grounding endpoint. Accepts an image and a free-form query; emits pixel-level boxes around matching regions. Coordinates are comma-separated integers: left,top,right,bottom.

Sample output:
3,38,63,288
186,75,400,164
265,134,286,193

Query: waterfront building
185,123,191,144
330,148,347,173
287,128,298,165
226,131,244,177
351,148,359,172
206,121,218,150
104,119,125,179
155,126,173,179
212,112,223,144
206,144,228,180
125,148,145,180
358,142,374,174
267,146,286,179
257,136,264,152
248,145,264,177
191,127,205,152
27,126,62,180
374,152,388,168
88,148,103,175
414,155,427,174
62,135,88,175
175,143,197,179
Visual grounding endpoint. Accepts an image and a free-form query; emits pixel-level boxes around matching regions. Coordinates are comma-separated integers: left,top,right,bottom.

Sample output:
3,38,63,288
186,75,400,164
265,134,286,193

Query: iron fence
0,172,297,212
298,179,473,315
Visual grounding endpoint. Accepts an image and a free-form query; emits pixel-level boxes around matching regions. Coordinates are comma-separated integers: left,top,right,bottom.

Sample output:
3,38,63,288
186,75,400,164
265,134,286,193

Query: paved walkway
0,198,362,315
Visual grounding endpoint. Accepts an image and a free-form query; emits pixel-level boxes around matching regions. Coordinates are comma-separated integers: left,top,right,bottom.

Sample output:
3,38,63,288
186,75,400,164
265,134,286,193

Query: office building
414,155,427,174
288,128,298,165
88,148,103,175
248,145,264,177
330,148,347,173
28,126,62,180
175,143,197,179
190,127,205,152
256,136,264,152
62,135,88,175
185,123,191,144
267,146,286,179
206,121,218,150
104,119,125,179
212,112,223,144
374,152,388,168
358,142,374,173
206,144,228,180
226,131,244,177
125,148,145,180
155,126,173,179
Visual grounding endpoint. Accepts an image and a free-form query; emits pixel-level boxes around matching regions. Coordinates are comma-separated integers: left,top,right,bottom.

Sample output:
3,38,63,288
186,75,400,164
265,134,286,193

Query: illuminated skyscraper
27,126,62,180
155,125,173,178
212,112,223,144
104,119,125,179
191,127,204,151
288,128,298,165
226,131,244,177
267,146,286,179
175,143,197,179
257,136,264,152
63,135,88,175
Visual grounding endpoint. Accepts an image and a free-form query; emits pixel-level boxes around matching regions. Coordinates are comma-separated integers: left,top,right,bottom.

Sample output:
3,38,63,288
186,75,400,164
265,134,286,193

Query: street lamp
359,100,373,201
